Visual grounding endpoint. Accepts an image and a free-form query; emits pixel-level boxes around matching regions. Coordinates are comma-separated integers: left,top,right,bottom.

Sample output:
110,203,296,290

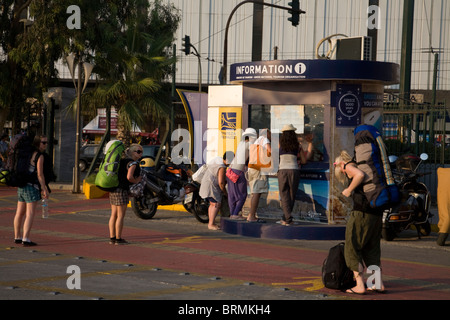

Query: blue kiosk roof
230,59,400,84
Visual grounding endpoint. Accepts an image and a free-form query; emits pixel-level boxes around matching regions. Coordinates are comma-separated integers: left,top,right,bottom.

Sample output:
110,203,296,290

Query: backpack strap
127,160,139,168
343,160,356,170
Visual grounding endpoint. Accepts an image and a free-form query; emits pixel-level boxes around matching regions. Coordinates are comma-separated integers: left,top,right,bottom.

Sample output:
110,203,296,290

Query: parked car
79,144,104,172
142,145,160,159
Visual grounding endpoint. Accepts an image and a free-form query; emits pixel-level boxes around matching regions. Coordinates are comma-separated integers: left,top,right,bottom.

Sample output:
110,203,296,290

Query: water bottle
42,199,49,219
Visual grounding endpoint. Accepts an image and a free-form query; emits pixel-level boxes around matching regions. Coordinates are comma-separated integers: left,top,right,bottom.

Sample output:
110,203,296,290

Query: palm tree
80,0,180,176
82,0,180,139
2,0,180,138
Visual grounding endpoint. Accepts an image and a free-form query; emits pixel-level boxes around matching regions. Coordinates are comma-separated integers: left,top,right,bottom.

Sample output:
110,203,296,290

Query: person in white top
277,124,308,226
247,129,271,223
199,155,228,230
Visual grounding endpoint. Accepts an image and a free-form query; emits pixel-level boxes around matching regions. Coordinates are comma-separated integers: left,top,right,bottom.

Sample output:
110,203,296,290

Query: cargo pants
344,210,382,272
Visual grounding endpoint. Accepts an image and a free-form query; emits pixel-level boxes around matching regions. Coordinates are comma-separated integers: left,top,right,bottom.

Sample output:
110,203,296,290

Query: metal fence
383,102,450,203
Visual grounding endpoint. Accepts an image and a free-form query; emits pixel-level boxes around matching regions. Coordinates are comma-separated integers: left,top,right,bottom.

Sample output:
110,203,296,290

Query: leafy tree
0,0,36,134
83,0,181,135
1,0,180,136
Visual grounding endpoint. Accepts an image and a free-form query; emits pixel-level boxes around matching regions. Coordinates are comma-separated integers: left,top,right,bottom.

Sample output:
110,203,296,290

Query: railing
383,102,449,165
383,101,449,203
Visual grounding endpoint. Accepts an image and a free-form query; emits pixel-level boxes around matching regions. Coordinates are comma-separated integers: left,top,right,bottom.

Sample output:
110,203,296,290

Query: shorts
18,184,41,203
247,168,268,194
207,197,219,204
109,188,129,206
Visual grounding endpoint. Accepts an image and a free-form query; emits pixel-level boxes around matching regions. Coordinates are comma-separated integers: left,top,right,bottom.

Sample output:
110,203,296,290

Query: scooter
131,160,208,222
382,153,432,241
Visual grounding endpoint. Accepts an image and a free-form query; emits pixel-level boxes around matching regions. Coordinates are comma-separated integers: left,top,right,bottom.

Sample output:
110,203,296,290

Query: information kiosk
205,59,399,225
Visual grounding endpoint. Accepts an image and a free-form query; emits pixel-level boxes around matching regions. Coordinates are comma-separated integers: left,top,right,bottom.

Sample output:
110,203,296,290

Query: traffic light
182,35,191,55
288,0,300,27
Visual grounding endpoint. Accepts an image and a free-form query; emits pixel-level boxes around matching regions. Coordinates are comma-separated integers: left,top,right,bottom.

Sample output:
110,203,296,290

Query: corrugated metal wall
165,0,449,90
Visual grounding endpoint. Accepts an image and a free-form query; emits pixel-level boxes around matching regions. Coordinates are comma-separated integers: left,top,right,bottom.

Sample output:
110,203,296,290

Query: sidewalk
9,182,443,238
1,187,449,302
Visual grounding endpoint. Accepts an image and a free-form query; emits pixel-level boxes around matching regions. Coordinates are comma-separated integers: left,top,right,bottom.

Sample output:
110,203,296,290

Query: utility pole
368,0,379,61
399,0,415,107
252,0,264,62
399,0,415,144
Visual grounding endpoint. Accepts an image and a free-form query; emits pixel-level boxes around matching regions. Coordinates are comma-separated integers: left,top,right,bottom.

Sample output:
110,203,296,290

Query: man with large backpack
333,149,386,295
331,124,395,295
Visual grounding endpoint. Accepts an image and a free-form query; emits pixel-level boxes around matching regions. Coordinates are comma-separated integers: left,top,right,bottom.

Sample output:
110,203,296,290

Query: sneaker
109,237,116,245
14,239,22,244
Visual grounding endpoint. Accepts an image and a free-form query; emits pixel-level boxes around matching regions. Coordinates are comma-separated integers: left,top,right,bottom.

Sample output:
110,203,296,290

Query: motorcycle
131,158,208,222
183,181,210,223
382,153,432,241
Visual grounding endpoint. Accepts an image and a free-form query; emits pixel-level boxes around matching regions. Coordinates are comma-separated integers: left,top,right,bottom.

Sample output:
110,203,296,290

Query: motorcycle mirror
389,155,398,163
420,153,429,161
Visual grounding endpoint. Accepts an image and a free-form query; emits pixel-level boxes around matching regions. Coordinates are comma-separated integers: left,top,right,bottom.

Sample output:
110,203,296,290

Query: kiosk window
249,104,325,163
249,105,271,129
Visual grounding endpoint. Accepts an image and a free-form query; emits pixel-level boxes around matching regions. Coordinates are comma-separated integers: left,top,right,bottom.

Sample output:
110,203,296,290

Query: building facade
166,0,449,92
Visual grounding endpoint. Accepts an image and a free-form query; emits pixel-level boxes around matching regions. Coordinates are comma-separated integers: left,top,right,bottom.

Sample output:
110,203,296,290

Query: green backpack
95,141,125,191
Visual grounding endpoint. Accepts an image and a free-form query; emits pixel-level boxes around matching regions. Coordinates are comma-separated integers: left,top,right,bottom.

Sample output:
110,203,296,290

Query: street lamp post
182,36,203,92
221,0,305,84
66,53,94,193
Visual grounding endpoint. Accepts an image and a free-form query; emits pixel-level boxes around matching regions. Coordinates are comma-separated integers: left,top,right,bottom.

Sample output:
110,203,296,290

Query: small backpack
2,135,37,187
192,164,207,183
95,141,125,191
248,144,271,170
354,124,400,209
322,243,356,291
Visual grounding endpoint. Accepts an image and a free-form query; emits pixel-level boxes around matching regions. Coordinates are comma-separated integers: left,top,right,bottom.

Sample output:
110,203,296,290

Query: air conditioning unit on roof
334,36,372,61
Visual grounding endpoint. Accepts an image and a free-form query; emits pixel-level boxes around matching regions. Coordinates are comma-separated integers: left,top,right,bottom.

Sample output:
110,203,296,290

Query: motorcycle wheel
193,197,209,224
183,202,193,213
131,193,158,220
382,225,396,241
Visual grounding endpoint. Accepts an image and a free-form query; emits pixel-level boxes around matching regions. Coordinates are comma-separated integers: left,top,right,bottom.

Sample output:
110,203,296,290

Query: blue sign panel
221,112,237,131
230,59,400,84
333,84,362,127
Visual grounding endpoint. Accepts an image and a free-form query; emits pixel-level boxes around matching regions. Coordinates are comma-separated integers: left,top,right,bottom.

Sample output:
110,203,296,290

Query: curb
22,184,442,233
221,218,347,240
51,183,188,212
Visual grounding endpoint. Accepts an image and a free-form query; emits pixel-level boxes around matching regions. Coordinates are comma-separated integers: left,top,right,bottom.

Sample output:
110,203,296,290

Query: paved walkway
0,187,449,304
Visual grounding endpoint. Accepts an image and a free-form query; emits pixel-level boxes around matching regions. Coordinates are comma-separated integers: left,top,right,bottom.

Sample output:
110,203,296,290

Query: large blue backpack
354,125,400,209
